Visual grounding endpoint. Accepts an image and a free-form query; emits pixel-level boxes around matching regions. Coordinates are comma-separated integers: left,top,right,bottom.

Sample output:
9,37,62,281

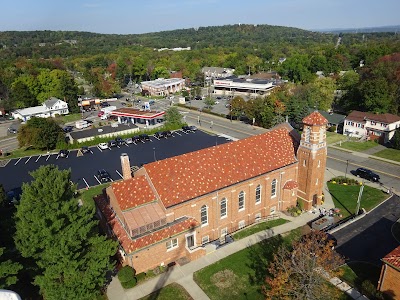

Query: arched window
271,179,277,197
238,191,245,211
220,198,227,218
255,185,261,204
201,205,208,225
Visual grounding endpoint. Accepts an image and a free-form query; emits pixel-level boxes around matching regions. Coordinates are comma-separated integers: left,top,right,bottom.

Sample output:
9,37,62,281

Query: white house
12,97,69,122
343,110,400,143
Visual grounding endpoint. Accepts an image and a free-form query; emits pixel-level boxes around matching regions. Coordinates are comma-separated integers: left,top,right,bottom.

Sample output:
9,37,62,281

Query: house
343,110,400,143
95,112,328,274
12,97,69,122
309,109,346,133
378,245,400,298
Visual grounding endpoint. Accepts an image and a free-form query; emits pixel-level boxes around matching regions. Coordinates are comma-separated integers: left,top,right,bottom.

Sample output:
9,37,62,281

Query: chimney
120,153,132,180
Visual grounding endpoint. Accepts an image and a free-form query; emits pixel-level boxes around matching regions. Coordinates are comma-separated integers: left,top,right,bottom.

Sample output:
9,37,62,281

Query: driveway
332,194,400,265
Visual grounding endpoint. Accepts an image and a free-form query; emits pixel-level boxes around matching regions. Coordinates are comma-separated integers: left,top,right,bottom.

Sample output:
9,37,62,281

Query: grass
56,113,83,124
327,182,387,218
193,227,304,300
326,132,348,145
373,148,400,163
139,283,193,300
77,183,110,209
336,140,379,152
231,218,289,240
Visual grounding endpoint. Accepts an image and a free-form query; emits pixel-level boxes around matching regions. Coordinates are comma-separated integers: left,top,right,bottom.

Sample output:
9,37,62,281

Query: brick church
95,111,328,273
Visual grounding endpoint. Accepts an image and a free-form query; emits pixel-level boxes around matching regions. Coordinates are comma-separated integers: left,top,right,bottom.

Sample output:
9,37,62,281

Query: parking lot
0,129,233,196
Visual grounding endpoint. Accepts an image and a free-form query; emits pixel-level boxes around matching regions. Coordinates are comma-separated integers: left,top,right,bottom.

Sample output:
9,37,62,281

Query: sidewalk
107,169,345,300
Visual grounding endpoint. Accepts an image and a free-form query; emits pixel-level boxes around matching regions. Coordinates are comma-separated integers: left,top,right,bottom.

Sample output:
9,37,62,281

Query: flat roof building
213,76,278,97
110,108,165,127
140,78,185,96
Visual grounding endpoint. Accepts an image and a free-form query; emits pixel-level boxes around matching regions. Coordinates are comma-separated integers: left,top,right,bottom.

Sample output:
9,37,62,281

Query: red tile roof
302,111,328,126
283,180,299,190
95,195,198,254
382,245,400,270
145,127,297,208
346,110,400,124
111,176,156,211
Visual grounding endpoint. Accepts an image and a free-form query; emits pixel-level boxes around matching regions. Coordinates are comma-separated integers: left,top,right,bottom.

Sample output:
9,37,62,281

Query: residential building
309,109,346,133
202,67,235,79
140,78,185,96
12,97,69,122
95,112,328,274
343,110,400,143
378,245,400,298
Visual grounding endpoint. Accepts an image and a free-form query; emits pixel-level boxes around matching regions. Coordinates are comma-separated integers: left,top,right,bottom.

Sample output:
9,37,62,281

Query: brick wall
378,263,400,298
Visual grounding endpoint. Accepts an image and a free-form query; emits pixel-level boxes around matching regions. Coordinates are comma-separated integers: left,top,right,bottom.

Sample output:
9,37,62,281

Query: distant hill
316,25,400,34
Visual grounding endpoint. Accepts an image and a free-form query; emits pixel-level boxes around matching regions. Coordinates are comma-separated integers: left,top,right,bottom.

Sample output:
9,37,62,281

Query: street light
345,160,349,179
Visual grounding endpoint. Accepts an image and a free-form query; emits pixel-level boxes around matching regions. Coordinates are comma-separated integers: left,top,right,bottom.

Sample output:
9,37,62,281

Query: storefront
110,108,165,127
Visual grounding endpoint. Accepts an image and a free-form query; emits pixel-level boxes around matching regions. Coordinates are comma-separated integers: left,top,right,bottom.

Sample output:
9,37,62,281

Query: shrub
118,265,136,285
136,272,146,282
360,280,384,300
120,276,137,289
297,199,304,211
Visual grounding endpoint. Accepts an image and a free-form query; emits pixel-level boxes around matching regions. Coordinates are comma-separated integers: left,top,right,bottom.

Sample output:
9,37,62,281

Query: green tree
10,80,38,108
151,66,170,80
14,165,117,300
164,107,183,126
230,96,246,119
204,97,216,109
17,117,64,150
0,184,6,208
390,129,400,150
0,247,22,288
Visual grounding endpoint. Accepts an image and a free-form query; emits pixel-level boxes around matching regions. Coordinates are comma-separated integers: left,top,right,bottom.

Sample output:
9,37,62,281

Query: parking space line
97,146,102,152
46,154,51,161
82,177,90,188
25,156,32,164
56,154,60,160
174,131,182,136
133,142,137,145
14,158,22,165
94,175,101,184
116,170,123,179
35,155,41,162
153,136,160,140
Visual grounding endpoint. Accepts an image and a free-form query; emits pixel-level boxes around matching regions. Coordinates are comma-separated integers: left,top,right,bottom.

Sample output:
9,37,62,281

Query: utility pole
345,160,349,179
355,182,364,216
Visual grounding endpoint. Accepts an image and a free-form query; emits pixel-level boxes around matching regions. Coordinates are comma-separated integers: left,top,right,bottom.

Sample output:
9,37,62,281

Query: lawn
326,132,348,145
193,228,304,300
56,113,83,124
373,148,400,163
139,283,193,300
77,183,110,209
231,218,289,240
336,140,379,152
327,182,387,218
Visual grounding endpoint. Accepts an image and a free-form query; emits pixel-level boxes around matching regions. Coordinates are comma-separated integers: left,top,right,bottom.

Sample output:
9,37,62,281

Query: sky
0,0,399,34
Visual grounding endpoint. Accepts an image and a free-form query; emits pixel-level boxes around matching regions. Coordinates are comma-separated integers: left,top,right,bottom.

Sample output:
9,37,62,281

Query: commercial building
213,76,277,97
140,78,185,96
109,108,165,127
202,67,235,79
12,97,69,121
95,112,328,274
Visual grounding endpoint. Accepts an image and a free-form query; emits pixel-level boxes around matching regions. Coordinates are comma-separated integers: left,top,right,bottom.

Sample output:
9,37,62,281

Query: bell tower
297,111,328,210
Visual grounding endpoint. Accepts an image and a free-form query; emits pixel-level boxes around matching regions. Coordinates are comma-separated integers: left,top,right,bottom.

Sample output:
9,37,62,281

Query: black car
139,134,150,142
182,125,191,133
132,135,140,143
189,126,197,132
194,96,202,100
154,131,165,139
63,125,73,133
84,119,93,124
8,127,17,134
354,168,380,182
163,130,172,137
100,102,110,107
115,137,124,146
108,140,117,147
58,149,69,158
97,169,111,182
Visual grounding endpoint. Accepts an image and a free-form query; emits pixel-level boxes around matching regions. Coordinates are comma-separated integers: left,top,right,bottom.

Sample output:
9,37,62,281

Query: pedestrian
210,120,213,129
199,120,201,126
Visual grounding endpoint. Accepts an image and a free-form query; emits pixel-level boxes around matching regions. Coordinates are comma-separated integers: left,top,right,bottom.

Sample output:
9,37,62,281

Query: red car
98,111,104,117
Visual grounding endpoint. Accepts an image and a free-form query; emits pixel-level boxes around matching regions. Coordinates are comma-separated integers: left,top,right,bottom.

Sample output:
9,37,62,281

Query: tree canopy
14,165,117,300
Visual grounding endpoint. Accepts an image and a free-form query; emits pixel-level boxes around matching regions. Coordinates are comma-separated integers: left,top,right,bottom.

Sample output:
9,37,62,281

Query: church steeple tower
297,111,328,210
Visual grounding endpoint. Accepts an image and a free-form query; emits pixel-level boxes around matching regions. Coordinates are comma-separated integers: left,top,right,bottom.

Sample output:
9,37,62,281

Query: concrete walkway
107,168,344,300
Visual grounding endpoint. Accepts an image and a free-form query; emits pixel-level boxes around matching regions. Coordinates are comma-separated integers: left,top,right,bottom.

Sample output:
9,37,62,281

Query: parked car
98,142,108,150
354,168,380,182
194,96,202,100
98,111,105,117
97,169,111,182
58,149,69,158
189,126,197,132
125,137,133,144
100,102,110,107
182,125,191,133
132,136,140,143
84,119,93,124
63,125,73,133
81,146,90,154
163,130,172,137
154,131,165,139
139,134,150,142
108,140,117,148
115,137,124,146
7,127,17,134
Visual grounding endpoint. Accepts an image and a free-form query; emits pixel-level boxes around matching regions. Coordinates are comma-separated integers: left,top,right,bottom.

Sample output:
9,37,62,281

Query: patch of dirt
211,269,238,289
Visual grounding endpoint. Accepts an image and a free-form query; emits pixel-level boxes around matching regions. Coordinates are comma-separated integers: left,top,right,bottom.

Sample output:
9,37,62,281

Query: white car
125,137,133,144
98,142,108,150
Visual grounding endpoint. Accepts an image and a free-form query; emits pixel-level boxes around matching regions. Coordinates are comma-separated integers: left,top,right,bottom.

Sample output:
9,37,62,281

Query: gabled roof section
302,111,328,126
44,97,61,108
382,245,400,271
111,176,156,211
346,110,400,124
95,195,198,254
145,127,297,208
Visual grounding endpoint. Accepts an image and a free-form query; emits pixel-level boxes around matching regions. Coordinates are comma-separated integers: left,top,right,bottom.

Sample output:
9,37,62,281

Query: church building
95,111,328,273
